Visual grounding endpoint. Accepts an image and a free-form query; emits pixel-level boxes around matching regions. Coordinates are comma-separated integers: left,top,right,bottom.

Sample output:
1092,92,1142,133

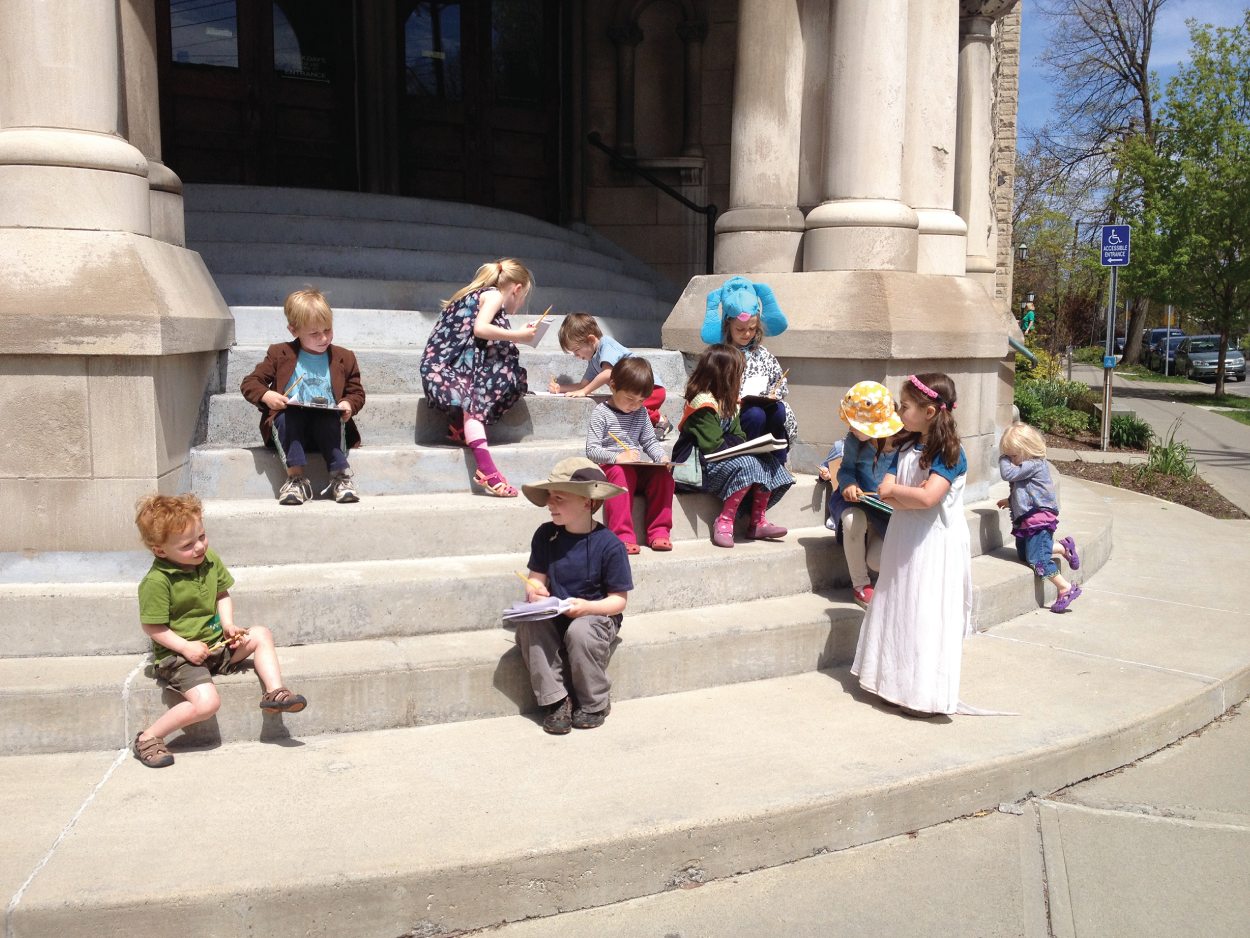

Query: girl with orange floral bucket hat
824,382,903,608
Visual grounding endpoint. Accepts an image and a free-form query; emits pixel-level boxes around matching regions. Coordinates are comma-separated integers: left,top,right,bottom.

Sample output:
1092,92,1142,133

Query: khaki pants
515,613,620,713
841,506,884,589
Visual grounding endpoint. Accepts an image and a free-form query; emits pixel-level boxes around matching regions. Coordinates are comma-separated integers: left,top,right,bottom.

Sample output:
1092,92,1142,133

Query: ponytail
442,258,534,309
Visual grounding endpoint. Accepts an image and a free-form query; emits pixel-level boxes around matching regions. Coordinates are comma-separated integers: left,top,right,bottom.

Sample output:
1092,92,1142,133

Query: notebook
502,597,576,622
518,317,553,349
855,493,894,515
705,434,788,463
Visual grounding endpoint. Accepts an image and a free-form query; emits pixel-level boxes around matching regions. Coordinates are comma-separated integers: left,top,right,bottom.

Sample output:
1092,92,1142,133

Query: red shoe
852,585,874,608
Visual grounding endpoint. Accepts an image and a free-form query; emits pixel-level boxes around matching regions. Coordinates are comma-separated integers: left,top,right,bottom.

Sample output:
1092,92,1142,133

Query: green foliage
1138,418,1196,480
1109,414,1153,449
1015,385,1044,426
1073,346,1105,364
1119,14,1250,395
1040,406,1091,438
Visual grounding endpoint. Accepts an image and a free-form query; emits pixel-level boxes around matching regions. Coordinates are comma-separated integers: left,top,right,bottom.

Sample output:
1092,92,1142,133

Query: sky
1017,0,1250,133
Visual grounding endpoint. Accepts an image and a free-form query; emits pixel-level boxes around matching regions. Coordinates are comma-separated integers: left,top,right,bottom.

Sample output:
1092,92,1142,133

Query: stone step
186,439,588,499
0,489,1115,756
0,481,1112,660
12,527,1240,938
0,591,862,755
223,345,690,396
205,391,680,448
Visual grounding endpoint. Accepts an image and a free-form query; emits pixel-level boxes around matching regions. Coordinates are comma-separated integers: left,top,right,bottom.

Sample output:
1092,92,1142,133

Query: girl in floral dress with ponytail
421,259,536,497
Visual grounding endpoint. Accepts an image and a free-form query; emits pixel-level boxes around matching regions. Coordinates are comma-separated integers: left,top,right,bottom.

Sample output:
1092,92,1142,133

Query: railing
586,131,718,275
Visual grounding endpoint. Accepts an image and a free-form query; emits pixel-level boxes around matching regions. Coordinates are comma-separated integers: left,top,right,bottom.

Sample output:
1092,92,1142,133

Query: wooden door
398,0,561,222
157,0,359,190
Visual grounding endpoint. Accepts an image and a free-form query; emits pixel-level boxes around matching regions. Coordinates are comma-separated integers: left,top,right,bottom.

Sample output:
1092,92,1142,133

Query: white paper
740,373,770,398
519,318,552,349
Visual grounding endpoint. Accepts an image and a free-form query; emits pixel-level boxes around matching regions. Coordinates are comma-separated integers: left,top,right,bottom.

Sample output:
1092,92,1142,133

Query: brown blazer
240,341,367,449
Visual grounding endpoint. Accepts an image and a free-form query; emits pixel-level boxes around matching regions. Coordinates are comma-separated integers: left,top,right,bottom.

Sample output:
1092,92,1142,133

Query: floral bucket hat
838,381,904,438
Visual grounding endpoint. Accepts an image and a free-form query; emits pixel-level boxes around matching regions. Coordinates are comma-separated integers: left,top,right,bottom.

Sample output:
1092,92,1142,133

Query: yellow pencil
607,430,631,450
535,306,553,325
515,570,543,592
770,370,789,396
282,375,304,397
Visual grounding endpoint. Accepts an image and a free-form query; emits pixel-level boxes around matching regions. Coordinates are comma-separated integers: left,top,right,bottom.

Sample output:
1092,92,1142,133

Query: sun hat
838,381,904,438
522,457,628,506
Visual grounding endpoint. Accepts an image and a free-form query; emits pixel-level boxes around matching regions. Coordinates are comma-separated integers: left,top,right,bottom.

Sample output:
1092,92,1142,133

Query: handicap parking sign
1101,225,1131,266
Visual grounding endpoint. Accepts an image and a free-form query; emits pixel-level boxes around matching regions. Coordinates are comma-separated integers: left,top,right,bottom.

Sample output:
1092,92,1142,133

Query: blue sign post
1099,225,1131,450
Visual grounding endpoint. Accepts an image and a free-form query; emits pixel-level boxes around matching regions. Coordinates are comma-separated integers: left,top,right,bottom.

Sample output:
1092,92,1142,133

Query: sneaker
324,470,359,504
653,415,672,441
712,518,735,548
543,696,573,735
852,585,874,608
572,701,610,729
278,475,312,505
133,732,174,768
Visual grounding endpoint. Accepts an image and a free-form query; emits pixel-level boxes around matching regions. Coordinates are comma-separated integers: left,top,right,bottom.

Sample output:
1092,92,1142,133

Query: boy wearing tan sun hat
517,458,633,735
829,382,903,608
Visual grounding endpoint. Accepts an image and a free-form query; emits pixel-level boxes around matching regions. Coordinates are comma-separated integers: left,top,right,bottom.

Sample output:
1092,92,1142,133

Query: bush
1040,406,1091,437
1109,414,1152,449
1138,418,1195,480
1015,386,1044,426
1018,378,1097,413
1073,346,1105,365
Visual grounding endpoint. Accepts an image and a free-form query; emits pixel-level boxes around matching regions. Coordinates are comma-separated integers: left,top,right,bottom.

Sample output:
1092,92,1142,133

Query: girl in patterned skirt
421,259,536,497
672,344,794,548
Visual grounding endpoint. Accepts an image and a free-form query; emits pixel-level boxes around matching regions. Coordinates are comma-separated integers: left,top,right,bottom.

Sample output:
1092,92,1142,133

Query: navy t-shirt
527,522,634,604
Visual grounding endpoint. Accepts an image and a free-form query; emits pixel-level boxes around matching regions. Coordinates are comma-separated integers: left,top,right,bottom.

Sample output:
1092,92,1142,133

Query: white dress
851,443,973,714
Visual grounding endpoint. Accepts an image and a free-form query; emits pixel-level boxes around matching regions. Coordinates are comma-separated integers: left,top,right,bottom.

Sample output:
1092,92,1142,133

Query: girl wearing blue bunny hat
702,277,799,461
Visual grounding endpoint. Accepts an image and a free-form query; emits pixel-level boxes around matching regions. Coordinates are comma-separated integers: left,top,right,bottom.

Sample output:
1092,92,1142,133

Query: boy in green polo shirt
132,493,308,768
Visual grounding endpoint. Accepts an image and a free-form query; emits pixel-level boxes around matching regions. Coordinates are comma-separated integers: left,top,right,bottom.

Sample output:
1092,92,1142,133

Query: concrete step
0,592,864,755
224,344,690,395
10,519,1246,938
0,481,1112,660
205,391,678,448
0,489,1115,755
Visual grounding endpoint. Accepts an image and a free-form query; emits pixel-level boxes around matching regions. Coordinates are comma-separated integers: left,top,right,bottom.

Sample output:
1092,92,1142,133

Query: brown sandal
134,732,174,768
260,687,307,713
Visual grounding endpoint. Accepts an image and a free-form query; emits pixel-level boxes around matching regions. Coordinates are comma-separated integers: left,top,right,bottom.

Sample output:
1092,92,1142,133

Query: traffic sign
1101,225,1131,266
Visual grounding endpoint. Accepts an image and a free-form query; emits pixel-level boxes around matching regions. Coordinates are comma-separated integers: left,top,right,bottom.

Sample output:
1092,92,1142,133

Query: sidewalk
1073,363,1250,514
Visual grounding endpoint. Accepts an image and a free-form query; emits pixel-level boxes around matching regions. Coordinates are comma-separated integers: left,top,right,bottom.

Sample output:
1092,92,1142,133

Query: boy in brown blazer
240,289,366,504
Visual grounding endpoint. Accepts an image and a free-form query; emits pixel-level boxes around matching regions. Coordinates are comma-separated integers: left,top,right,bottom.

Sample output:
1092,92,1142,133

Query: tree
1033,0,1175,364
1120,13,1250,396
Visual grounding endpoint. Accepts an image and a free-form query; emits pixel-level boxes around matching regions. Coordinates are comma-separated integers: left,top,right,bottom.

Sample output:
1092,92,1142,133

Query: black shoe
542,697,573,735
572,701,610,729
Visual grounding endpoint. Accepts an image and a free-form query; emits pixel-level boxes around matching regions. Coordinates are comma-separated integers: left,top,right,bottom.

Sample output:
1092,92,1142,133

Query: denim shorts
1016,528,1058,578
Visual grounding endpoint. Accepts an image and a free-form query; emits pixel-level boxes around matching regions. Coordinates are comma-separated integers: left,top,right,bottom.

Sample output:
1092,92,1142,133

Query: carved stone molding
959,0,1019,19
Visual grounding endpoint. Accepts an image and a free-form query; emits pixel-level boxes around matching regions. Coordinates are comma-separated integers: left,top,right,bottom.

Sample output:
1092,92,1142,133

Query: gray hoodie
999,456,1059,523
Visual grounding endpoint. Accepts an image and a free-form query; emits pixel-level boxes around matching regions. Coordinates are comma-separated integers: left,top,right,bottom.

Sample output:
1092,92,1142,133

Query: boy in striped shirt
586,357,675,555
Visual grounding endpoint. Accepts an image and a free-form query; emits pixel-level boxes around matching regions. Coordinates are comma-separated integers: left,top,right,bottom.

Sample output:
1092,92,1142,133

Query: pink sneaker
853,585,874,608
712,517,735,548
745,522,787,539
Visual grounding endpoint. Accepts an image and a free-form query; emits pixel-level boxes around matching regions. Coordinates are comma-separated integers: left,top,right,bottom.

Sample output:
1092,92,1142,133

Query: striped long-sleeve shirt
587,401,666,465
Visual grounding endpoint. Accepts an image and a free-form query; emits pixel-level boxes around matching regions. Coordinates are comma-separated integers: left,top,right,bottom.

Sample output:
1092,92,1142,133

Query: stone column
677,21,707,159
0,0,233,552
903,0,967,275
805,0,918,272
610,24,643,158
955,13,997,294
713,0,805,274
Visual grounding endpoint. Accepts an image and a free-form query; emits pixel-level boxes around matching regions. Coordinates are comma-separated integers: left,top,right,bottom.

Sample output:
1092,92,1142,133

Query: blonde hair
1000,423,1047,460
443,258,533,310
284,288,334,331
135,493,203,550
558,312,603,351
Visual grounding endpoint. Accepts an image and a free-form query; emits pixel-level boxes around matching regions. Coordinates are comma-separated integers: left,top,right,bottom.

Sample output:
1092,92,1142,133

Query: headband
909,374,956,410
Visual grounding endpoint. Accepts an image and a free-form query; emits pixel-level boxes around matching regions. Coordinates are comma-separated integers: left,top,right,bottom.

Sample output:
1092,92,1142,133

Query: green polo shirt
137,549,235,662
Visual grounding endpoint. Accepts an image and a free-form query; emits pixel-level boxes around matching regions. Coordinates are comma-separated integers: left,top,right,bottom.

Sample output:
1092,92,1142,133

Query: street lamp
1017,244,1029,262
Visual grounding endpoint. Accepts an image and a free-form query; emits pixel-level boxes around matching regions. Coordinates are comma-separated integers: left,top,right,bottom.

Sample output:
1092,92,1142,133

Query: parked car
1173,336,1247,382
1149,335,1187,374
1145,327,1185,365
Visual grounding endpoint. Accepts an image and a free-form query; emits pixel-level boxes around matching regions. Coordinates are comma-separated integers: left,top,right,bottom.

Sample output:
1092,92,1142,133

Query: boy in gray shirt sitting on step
517,458,634,734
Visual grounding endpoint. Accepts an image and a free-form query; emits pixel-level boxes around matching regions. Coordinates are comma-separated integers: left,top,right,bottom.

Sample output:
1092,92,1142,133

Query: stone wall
580,0,736,291
991,5,1021,313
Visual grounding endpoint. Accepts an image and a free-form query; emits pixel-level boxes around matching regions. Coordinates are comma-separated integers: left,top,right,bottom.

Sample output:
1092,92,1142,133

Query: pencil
770,370,789,396
515,571,543,591
535,306,553,325
607,430,631,450
282,375,303,397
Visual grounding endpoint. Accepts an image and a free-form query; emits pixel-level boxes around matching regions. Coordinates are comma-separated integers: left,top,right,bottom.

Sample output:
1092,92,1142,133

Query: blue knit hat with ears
701,277,789,345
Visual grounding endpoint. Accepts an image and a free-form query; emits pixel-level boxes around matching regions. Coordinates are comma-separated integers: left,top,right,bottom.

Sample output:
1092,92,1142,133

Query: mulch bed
1043,431,1144,453
1052,461,1249,520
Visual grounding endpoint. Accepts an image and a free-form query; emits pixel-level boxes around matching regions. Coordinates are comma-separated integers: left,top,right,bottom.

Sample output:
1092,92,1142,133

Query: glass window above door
273,0,335,82
492,0,543,108
171,0,239,67
405,3,462,100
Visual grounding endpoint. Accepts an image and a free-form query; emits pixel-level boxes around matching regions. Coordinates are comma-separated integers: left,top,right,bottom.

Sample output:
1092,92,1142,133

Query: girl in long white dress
851,372,972,717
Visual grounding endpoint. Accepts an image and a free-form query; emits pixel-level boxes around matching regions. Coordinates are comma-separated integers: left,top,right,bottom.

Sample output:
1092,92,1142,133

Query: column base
803,200,919,272
714,207,806,273
965,254,997,297
915,209,968,276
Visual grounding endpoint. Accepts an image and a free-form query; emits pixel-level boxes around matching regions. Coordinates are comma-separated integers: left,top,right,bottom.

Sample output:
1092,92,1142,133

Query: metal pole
1101,265,1118,450
1164,304,1172,376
